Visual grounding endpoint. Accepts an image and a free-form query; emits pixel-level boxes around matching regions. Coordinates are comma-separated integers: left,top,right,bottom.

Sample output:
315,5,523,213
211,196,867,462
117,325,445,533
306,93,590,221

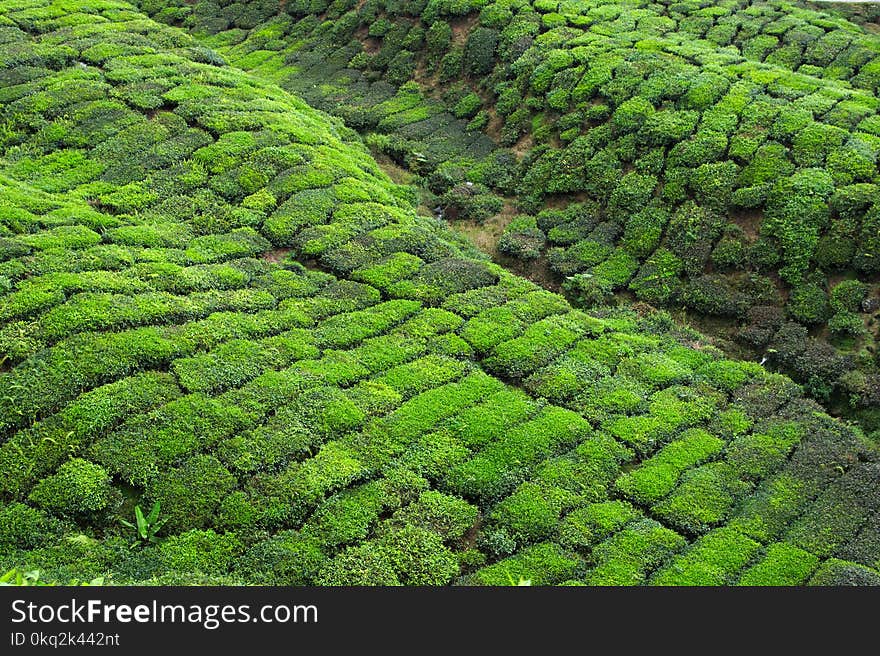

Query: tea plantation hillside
136,0,880,433
1,0,880,585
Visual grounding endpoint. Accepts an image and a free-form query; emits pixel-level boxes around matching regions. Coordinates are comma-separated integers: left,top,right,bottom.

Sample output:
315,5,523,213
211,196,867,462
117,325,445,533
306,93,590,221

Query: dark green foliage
5,0,880,589
28,459,113,518
175,0,880,410
837,513,880,571
629,249,682,305
607,173,657,222
426,20,452,65
785,463,880,558
725,422,803,481
621,205,667,259
788,280,829,325
499,215,545,260
305,481,391,549
463,27,498,76
808,559,880,586
829,279,868,314
688,161,738,210
389,257,499,303
376,524,460,585
314,543,402,585
387,490,478,542
91,393,253,486
146,456,237,532
666,202,725,277
0,503,63,550
236,531,327,585
0,372,181,497
440,183,503,222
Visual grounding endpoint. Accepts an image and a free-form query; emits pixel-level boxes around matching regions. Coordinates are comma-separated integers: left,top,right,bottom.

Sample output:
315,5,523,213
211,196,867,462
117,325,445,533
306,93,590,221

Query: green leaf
146,501,161,525
135,505,148,539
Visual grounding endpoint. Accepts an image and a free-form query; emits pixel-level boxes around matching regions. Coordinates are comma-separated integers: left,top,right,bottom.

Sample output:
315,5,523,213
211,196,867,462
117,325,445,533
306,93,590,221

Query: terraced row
140,0,880,433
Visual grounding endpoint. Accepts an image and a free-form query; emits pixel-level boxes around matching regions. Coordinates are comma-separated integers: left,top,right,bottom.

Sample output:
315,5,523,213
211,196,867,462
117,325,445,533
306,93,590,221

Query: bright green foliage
120,501,168,546
1,0,878,588
584,519,687,586
557,501,641,551
445,406,591,502
0,504,63,551
387,491,478,542
651,527,761,586
490,482,568,546
158,530,243,576
737,543,819,586
615,430,724,505
473,542,580,586
28,459,113,518
160,0,880,411
653,463,753,535
236,532,327,585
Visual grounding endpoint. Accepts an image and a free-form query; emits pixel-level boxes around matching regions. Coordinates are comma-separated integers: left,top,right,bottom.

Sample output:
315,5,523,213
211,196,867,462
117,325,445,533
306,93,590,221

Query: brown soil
498,251,560,292
827,272,852,288
728,207,763,241
543,192,588,209
510,133,534,159
354,26,381,55
484,106,504,142
372,152,417,185
411,59,444,100
450,15,478,47
452,204,515,254
667,307,758,361
449,200,561,292
765,269,790,304
262,247,292,264
459,514,483,552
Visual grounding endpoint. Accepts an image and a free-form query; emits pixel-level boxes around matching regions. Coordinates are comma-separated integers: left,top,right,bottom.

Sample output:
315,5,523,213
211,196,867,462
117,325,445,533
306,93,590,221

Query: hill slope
138,0,880,433
1,0,879,585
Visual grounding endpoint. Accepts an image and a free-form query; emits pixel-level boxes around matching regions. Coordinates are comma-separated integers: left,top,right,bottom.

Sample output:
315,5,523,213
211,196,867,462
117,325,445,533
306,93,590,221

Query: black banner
0,586,873,651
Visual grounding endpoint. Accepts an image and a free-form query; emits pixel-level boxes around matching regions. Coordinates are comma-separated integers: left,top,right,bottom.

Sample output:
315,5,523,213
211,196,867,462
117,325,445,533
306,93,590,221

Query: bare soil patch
728,207,763,241
262,247,292,264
